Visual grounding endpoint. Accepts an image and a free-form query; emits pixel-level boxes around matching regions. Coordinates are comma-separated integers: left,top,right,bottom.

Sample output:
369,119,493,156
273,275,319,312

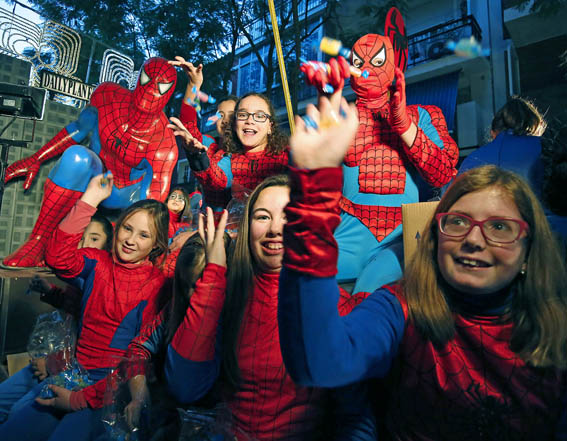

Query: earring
520,265,527,276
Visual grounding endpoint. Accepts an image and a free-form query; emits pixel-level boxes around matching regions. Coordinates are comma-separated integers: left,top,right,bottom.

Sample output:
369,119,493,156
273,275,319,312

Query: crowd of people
0,29,566,441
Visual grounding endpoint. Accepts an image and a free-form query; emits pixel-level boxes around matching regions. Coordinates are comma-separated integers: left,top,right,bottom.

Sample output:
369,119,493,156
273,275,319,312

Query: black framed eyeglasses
168,193,186,202
436,212,529,244
235,110,271,123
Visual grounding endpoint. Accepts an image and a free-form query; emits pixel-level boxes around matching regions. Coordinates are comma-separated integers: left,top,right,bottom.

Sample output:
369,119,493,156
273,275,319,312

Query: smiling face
249,185,290,272
437,186,528,295
78,221,108,250
216,99,236,138
235,95,272,152
115,210,156,264
167,190,186,214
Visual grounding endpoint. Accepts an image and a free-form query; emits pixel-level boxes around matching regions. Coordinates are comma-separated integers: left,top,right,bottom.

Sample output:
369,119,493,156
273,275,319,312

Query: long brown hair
403,165,567,368
166,233,231,344
113,199,169,267
221,174,290,391
222,92,288,155
168,186,192,224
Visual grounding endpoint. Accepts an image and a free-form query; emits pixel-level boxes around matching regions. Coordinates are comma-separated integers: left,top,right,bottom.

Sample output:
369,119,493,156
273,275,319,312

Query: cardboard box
402,201,439,268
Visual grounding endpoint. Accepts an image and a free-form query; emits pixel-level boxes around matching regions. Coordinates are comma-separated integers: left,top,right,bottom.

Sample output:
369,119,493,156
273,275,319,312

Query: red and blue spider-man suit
302,21,458,295
165,263,376,441
278,166,567,440
3,57,178,268
183,102,288,203
0,200,166,440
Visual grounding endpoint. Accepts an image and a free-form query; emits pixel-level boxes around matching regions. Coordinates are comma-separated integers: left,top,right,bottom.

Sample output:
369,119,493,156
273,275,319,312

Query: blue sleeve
217,156,233,189
164,331,222,403
278,268,405,387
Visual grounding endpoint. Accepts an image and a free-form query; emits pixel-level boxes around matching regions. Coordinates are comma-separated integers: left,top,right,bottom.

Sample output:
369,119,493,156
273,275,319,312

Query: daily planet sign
40,70,95,101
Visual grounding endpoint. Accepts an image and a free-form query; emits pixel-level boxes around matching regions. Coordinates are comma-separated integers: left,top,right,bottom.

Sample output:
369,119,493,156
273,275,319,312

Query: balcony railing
407,15,483,68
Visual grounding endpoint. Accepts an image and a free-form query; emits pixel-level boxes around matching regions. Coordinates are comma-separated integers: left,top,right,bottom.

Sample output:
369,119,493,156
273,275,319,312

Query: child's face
115,210,156,264
167,190,186,214
78,221,108,250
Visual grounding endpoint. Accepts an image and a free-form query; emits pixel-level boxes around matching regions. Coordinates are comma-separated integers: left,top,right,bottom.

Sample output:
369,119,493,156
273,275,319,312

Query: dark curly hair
222,92,288,155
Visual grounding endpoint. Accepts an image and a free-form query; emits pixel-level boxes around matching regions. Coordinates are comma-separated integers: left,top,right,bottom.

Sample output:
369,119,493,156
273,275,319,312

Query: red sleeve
170,263,226,361
179,101,203,143
40,285,82,318
405,105,459,187
45,200,103,279
284,166,343,277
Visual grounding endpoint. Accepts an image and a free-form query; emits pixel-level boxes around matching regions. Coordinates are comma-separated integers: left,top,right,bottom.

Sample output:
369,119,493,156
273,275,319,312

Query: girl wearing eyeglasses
171,92,288,203
166,186,192,239
278,94,567,440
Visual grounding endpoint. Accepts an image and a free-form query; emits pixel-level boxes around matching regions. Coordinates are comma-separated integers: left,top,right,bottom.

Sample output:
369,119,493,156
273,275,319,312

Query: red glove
300,56,351,94
388,67,412,135
5,158,40,189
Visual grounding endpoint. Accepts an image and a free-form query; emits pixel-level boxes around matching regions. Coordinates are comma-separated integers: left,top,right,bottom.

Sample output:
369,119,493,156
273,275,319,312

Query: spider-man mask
133,57,177,114
350,34,395,103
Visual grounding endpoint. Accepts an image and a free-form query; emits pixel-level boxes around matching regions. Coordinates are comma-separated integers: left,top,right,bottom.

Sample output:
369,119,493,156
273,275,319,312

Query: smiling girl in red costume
169,92,289,202
0,173,169,441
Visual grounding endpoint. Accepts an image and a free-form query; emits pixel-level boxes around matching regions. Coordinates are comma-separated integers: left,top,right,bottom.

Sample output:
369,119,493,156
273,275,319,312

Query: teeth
266,243,283,250
459,258,487,267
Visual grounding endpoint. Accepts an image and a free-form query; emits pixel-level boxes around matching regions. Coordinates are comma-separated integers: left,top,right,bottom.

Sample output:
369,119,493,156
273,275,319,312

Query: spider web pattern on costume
196,150,288,201
383,295,567,440
44,224,165,408
229,273,365,441
91,82,177,201
341,104,457,242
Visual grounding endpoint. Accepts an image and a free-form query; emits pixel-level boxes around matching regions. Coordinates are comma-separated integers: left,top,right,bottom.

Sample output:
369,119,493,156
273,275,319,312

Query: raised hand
198,207,228,267
388,67,411,135
5,157,40,189
79,172,114,208
300,56,351,94
290,94,358,170
169,56,203,90
167,117,207,155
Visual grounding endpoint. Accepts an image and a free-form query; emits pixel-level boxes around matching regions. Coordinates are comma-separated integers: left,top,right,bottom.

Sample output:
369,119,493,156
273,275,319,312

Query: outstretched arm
45,173,113,279
5,106,98,189
278,94,405,387
165,209,229,403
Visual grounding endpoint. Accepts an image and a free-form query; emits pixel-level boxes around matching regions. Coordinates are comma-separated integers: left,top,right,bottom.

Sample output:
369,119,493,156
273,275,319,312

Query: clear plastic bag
102,357,151,441
27,310,76,361
178,405,255,441
39,357,94,399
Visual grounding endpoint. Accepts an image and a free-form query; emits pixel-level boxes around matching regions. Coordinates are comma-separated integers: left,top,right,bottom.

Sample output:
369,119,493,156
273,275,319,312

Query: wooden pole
267,0,295,134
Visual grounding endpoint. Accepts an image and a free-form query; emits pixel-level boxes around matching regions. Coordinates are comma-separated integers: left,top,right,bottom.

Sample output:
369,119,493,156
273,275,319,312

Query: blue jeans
0,364,42,423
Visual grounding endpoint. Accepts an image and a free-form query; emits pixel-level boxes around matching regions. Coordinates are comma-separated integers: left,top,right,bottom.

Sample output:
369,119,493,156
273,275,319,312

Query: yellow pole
267,0,295,134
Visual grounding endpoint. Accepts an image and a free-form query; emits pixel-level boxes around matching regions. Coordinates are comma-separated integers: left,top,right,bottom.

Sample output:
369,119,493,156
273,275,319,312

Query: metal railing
407,15,483,68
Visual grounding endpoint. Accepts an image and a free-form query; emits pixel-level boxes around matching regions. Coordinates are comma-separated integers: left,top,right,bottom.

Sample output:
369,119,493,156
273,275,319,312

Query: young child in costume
169,90,289,203
278,94,567,439
0,173,169,441
166,186,192,240
165,176,376,441
300,8,459,296
0,214,112,424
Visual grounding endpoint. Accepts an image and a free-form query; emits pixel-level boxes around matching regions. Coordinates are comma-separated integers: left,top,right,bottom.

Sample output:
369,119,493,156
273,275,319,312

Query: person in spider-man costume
277,96,567,439
301,8,459,296
3,57,178,268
